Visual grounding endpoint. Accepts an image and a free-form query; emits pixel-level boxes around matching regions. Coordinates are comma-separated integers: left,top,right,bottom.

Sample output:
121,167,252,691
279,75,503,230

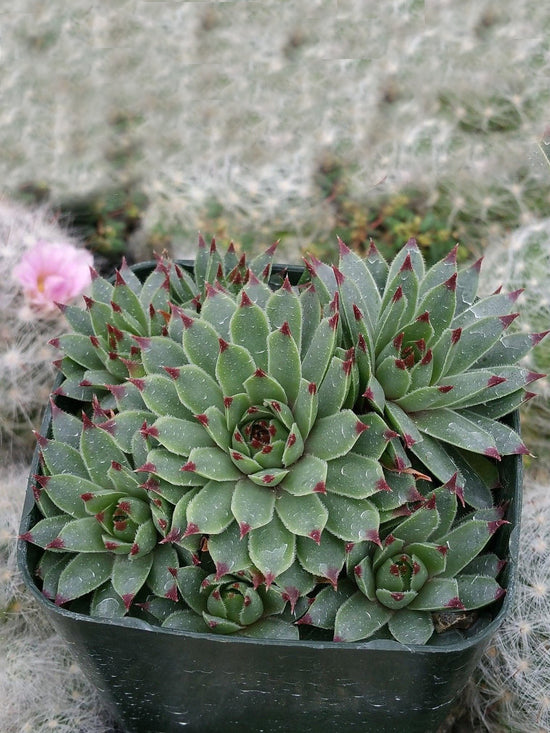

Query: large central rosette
136,280,391,587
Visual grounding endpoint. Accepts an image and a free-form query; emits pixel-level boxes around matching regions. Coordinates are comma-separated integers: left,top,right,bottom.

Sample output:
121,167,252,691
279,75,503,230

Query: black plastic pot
17,261,524,733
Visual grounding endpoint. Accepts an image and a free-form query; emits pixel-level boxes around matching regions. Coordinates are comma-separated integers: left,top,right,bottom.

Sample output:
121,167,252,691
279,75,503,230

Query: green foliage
24,236,541,644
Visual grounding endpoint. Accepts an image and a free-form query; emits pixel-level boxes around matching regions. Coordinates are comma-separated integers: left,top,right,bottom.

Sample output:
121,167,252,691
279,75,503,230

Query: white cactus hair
465,479,550,732
1,0,549,255
479,219,550,472
0,198,87,460
0,465,114,733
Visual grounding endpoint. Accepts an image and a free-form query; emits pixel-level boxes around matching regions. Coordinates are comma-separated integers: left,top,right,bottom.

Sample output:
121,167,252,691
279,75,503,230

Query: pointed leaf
186,480,235,534
412,408,500,457
275,492,328,540
153,415,214,456
230,295,270,370
296,530,345,587
388,608,434,644
302,315,339,385
112,553,154,607
216,341,256,396
267,326,301,404
248,515,295,582
57,553,114,603
322,494,379,543
187,446,241,481
280,455,327,496
333,592,391,642
174,364,225,413
231,477,276,533
326,452,385,499
305,410,366,460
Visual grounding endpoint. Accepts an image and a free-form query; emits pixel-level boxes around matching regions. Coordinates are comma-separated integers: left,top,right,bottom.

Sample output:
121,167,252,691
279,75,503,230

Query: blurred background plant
0,200,92,462
479,219,550,479
464,479,550,733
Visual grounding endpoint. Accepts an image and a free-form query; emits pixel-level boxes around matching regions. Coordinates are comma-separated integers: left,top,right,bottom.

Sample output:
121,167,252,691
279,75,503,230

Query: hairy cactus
22,236,542,643
305,236,546,506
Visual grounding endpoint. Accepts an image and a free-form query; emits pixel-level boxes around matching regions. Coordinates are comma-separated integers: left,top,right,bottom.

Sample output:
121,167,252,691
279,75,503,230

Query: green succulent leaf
326,452,385,499
40,439,89,480
186,480,235,534
296,530,345,586
153,415,215,456
239,617,300,640
437,520,494,578
187,447,242,482
408,577,460,611
275,492,328,540
302,315,339,386
230,295,270,371
56,553,114,603
267,326,301,405
57,516,107,552
280,455,327,496
305,410,366,460
322,494,379,543
140,337,187,376
201,288,237,341
174,364,225,414
411,408,500,458
301,580,355,629
456,575,504,609
216,341,256,396
43,475,97,518
182,317,221,378
333,592,391,642
231,477,276,534
248,515,295,582
388,608,434,644
112,553,154,608
208,521,253,576
138,374,194,420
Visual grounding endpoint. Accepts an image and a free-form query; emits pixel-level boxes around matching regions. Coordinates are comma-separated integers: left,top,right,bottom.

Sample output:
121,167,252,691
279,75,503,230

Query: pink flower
14,240,94,312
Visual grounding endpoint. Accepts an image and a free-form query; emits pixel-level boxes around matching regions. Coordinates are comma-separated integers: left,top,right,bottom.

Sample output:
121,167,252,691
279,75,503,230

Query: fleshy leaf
333,592,391,642
305,410,366,460
322,494,379,543
112,553,154,609
56,553,114,604
326,452,385,499
275,492,328,540
174,364,225,414
388,608,434,644
267,325,301,405
153,415,215,456
187,447,242,481
248,515,296,583
231,477,276,533
186,480,235,534
280,455,328,496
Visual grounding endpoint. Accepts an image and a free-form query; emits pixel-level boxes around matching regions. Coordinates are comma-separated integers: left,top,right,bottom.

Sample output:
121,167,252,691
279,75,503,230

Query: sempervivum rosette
159,567,299,639
135,279,391,592
50,237,279,405
305,237,546,507
300,477,507,644
22,398,182,614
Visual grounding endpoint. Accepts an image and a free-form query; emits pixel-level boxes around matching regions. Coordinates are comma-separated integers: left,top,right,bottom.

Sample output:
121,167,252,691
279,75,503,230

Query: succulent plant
305,236,546,507
22,236,543,644
51,236,280,404
302,478,507,644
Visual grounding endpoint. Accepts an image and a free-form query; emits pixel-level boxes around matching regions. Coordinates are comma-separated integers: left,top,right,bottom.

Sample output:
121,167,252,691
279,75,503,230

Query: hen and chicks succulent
22,235,545,644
